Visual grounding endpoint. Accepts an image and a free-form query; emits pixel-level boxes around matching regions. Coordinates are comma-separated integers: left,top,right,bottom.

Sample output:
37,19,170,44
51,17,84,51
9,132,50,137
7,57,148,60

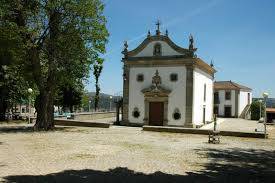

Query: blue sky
85,0,275,98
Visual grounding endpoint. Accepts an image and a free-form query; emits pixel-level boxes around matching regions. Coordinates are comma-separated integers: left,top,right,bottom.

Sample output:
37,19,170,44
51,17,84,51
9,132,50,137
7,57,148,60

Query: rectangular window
225,91,231,100
170,73,178,82
214,92,219,104
204,84,206,102
136,74,144,82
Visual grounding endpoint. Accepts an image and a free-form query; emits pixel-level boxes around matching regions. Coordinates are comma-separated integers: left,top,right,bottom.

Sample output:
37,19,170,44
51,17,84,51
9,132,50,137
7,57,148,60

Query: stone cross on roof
156,20,161,35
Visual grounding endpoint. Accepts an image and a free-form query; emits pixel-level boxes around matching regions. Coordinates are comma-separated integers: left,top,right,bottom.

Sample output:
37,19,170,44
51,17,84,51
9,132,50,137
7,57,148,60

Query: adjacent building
266,108,275,123
214,81,252,118
121,25,216,128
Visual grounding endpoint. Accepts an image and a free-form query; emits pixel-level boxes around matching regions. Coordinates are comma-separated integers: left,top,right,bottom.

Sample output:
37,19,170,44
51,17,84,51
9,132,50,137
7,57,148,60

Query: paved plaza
201,118,265,133
0,121,275,182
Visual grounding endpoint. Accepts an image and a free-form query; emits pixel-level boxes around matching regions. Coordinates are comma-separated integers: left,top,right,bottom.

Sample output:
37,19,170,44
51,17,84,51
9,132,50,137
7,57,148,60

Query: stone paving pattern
0,121,274,182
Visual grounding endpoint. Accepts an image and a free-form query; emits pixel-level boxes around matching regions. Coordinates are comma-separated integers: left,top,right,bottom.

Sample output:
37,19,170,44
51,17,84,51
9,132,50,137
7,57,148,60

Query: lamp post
259,99,263,120
27,88,33,124
89,100,91,112
263,92,269,138
109,96,113,112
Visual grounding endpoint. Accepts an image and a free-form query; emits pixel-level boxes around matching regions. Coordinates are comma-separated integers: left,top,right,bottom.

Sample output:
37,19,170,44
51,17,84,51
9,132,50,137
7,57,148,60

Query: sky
85,0,275,98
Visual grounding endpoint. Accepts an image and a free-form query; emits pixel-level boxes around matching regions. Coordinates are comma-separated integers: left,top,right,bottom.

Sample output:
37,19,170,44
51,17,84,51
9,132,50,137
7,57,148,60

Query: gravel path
0,123,275,182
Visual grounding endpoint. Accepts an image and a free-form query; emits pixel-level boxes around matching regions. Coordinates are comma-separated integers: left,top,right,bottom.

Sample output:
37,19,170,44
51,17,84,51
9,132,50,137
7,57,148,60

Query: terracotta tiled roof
266,108,275,113
214,81,252,91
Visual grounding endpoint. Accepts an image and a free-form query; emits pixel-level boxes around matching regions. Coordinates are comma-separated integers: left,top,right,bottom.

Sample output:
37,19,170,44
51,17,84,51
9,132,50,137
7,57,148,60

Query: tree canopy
250,100,265,120
0,0,108,129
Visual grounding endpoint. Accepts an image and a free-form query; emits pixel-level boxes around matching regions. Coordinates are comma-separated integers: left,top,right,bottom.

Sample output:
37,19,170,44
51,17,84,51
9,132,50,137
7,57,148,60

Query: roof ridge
229,81,241,89
214,80,252,91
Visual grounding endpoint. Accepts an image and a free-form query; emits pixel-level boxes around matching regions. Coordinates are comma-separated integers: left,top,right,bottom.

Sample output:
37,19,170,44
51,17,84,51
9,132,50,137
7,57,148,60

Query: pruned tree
93,58,103,111
0,0,108,130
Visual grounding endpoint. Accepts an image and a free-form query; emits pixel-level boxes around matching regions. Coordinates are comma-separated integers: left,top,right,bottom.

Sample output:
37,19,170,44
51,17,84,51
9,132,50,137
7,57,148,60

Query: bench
208,130,220,144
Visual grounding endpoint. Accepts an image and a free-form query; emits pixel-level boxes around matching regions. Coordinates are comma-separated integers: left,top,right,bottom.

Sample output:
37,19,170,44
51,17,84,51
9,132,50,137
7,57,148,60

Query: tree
0,23,33,120
0,64,31,120
250,100,265,120
0,0,108,130
93,58,103,111
55,81,84,113
81,90,90,112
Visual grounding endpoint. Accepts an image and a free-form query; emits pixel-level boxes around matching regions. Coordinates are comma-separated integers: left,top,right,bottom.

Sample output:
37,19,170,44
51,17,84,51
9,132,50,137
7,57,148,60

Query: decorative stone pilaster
143,99,149,125
184,66,194,128
121,64,129,125
163,101,168,126
235,90,240,117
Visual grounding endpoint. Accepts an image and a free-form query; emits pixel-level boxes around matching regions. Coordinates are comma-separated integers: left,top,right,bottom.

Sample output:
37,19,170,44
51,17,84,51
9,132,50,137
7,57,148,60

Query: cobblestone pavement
0,123,274,182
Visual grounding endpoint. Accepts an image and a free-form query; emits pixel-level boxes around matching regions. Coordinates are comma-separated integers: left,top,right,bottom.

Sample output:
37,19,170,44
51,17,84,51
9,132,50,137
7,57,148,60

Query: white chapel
121,23,216,128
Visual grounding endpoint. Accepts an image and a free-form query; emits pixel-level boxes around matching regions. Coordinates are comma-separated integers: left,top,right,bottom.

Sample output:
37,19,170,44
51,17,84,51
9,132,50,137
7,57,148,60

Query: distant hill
87,92,122,111
253,98,275,108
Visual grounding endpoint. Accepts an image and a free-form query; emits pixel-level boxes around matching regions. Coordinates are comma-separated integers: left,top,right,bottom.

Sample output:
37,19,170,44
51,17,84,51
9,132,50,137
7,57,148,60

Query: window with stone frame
225,91,231,100
214,92,219,104
170,73,178,82
136,74,144,82
153,43,162,56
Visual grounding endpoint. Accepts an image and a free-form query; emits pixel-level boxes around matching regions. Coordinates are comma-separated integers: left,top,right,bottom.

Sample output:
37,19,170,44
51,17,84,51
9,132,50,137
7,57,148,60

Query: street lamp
109,96,113,112
27,88,33,124
89,100,91,112
259,99,263,120
263,92,269,138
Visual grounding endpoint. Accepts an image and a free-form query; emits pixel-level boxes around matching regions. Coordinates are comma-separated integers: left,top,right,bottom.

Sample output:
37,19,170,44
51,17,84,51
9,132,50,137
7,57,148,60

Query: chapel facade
121,24,216,128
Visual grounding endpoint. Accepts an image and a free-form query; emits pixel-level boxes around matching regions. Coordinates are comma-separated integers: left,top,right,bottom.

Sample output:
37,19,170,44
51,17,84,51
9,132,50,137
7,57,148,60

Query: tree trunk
69,105,73,113
34,90,54,130
0,99,7,121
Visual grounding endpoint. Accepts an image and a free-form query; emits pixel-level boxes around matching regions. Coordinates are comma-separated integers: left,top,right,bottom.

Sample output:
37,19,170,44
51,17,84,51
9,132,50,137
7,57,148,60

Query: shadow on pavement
0,126,74,133
3,148,275,183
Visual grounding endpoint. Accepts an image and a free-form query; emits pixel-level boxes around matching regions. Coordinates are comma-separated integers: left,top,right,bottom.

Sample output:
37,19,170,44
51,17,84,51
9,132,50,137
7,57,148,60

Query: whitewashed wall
134,41,182,57
128,66,186,126
216,90,236,116
192,68,213,125
238,91,252,116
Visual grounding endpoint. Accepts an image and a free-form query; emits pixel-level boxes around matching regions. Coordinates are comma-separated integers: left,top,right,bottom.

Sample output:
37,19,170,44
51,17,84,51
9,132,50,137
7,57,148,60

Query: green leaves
0,0,108,120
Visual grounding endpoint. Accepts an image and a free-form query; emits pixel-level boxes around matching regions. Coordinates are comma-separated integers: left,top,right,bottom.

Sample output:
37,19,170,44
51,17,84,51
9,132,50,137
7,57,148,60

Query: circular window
173,108,181,120
173,112,181,120
132,107,140,118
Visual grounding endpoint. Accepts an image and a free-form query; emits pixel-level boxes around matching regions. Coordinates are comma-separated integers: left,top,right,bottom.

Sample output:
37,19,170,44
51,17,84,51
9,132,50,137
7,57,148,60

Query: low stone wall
72,112,116,121
143,125,267,138
54,119,110,128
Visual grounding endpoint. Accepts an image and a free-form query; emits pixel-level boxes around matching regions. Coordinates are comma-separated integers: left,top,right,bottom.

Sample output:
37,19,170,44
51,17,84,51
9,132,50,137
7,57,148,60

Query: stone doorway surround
141,70,171,126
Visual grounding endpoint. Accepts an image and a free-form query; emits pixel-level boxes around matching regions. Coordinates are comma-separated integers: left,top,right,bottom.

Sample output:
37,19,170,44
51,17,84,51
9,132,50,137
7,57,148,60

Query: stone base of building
183,123,194,128
128,122,144,127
